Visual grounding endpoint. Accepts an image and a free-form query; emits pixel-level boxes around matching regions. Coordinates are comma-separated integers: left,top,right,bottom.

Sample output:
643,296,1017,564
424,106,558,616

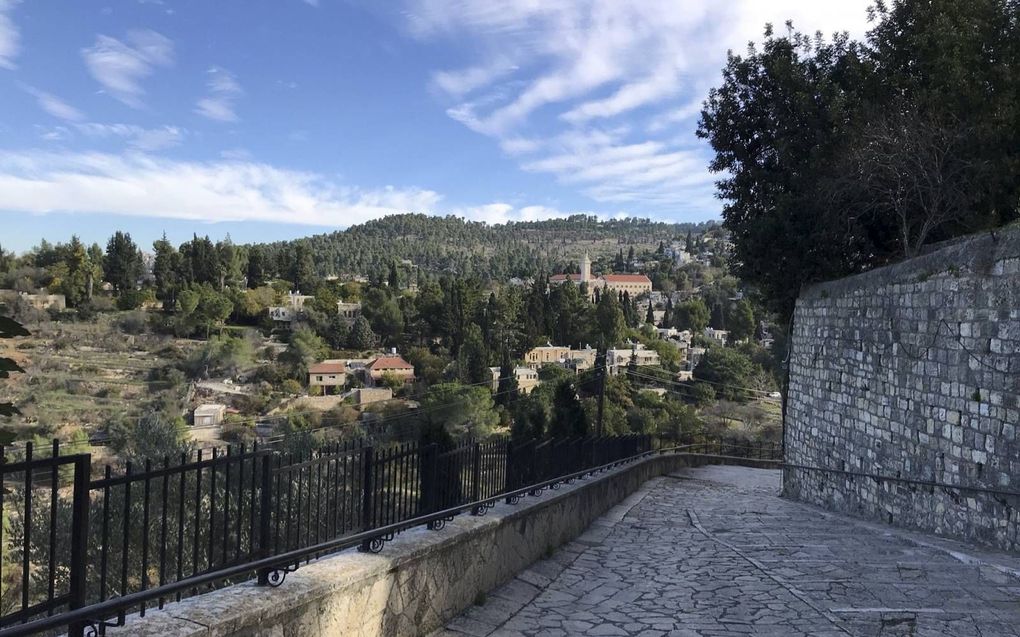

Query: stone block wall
784,227,1020,551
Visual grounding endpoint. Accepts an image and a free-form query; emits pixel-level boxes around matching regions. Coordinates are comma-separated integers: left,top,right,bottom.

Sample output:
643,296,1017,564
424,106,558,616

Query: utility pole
595,347,607,437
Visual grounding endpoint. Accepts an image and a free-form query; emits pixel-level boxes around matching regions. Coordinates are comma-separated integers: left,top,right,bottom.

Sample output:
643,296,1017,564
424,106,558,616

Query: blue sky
0,0,870,252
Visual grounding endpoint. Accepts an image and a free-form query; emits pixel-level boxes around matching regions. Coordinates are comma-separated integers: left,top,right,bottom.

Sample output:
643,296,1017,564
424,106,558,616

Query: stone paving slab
436,466,1020,637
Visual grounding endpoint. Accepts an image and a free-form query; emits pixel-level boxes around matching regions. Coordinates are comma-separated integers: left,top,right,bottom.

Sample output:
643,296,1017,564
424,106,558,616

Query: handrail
0,447,655,637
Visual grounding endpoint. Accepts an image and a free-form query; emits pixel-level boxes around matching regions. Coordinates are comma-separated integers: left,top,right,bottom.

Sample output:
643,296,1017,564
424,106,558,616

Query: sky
0,0,872,252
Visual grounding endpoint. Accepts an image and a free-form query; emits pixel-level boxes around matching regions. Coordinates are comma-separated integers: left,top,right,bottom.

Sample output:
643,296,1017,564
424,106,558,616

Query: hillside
259,214,716,280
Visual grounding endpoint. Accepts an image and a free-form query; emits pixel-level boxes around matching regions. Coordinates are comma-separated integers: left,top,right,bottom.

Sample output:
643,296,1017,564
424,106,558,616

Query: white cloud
406,0,872,215
75,123,184,151
82,29,174,107
0,0,19,70
195,67,242,122
22,86,86,122
0,149,610,228
0,150,445,226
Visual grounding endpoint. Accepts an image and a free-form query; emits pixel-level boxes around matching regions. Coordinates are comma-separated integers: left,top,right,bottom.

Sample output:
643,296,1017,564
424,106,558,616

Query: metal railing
0,434,656,636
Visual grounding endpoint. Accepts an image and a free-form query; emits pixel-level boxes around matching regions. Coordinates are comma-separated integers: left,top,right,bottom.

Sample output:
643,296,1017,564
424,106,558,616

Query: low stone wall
113,453,767,637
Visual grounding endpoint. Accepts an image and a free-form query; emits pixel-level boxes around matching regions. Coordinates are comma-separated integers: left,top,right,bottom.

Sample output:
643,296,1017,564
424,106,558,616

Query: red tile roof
367,356,414,370
549,273,583,282
602,274,652,283
309,361,346,374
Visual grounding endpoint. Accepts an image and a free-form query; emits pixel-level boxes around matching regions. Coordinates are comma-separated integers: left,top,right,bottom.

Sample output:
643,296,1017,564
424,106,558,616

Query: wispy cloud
406,0,871,215
82,29,174,107
195,66,242,122
0,0,20,70
0,149,602,228
22,85,86,122
75,123,185,151
0,150,441,226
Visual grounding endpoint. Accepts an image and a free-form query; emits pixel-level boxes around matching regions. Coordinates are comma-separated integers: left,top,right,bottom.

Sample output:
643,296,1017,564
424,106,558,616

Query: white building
268,291,315,324
193,404,226,427
704,327,729,347
606,342,660,375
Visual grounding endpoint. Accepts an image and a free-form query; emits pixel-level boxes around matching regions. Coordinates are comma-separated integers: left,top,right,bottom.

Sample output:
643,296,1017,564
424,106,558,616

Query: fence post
359,446,375,552
470,442,483,514
256,453,273,585
67,454,91,637
503,441,516,504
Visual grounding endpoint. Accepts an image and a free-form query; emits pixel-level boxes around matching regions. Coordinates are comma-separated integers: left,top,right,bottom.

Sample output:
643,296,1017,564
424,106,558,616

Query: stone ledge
109,453,721,637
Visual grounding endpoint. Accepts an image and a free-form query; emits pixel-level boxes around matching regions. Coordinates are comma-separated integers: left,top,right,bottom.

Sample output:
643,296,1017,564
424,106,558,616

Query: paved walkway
435,465,1020,637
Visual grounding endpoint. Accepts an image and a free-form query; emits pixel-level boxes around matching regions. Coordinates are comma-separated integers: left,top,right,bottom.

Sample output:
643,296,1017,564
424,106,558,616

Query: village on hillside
0,224,779,461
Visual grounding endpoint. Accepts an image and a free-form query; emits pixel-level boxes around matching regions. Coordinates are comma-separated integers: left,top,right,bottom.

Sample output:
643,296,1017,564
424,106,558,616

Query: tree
153,234,183,309
104,231,143,294
117,412,193,462
593,289,624,348
57,236,91,308
347,316,378,350
86,242,103,300
549,379,588,438
361,288,403,345
175,285,233,337
387,261,401,289
458,323,490,386
323,313,350,350
675,299,709,333
495,349,519,408
833,108,990,257
216,237,243,289
420,383,499,440
246,245,269,288
728,300,756,342
699,4,1019,319
290,243,316,292
280,328,327,379
645,302,654,325
694,348,756,402
180,235,220,286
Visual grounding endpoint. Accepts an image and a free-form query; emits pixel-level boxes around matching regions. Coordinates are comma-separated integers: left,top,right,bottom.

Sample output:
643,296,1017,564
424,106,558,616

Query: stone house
308,360,347,394
366,355,415,386
523,344,571,369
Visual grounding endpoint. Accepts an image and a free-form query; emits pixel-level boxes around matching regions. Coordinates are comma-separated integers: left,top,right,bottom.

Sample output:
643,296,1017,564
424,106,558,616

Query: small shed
193,404,226,427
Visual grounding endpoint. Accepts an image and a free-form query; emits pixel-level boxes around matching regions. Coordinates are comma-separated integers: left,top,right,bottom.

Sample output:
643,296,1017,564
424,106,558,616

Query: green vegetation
699,0,1020,319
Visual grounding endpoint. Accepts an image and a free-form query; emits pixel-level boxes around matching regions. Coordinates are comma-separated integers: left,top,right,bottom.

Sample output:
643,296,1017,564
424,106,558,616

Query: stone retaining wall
112,453,770,637
784,226,1020,551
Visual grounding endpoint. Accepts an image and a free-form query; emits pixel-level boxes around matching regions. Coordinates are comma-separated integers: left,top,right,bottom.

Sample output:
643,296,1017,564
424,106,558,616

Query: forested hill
258,214,716,281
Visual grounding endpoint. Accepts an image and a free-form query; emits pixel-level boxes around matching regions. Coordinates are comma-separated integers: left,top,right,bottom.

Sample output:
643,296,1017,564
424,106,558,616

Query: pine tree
645,302,654,324
246,245,268,288
153,234,182,309
495,348,519,407
549,380,588,438
104,231,143,294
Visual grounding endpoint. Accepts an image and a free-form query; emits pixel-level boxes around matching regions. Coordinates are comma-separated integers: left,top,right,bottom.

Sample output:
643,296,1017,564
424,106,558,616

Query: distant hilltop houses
549,252,652,298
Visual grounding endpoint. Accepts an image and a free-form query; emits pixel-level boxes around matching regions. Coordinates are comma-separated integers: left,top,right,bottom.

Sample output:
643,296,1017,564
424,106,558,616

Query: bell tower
581,251,591,283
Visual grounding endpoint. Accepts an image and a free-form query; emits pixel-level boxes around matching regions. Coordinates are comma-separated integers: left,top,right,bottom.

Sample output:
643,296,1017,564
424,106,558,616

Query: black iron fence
0,434,658,636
